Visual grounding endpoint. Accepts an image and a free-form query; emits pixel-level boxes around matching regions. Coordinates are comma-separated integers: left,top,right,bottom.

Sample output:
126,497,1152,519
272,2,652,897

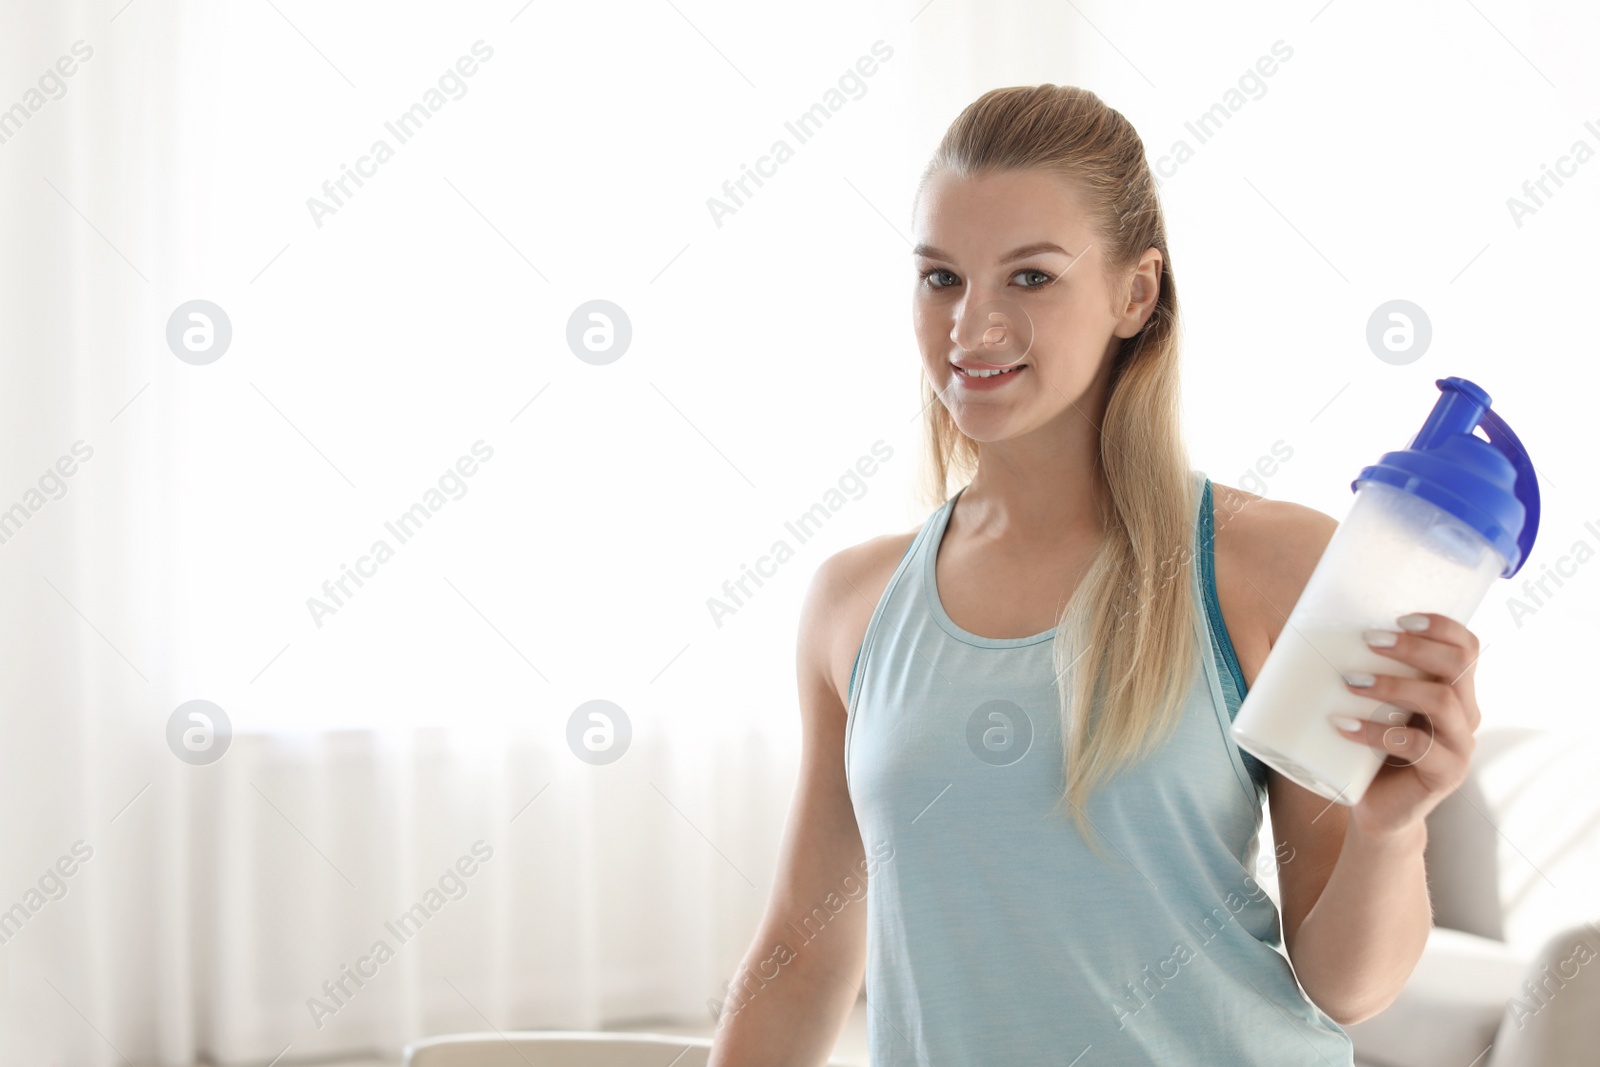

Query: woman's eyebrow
911,241,1078,262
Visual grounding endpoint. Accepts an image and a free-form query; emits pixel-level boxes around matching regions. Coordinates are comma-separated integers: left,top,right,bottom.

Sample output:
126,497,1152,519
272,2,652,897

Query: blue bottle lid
1352,377,1540,579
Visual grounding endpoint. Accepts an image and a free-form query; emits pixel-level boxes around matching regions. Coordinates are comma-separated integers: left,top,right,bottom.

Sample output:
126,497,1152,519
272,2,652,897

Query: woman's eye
1014,268,1053,288
919,268,958,289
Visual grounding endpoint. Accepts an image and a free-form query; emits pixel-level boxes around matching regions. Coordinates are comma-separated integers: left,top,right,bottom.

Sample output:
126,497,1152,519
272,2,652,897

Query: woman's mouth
951,362,1026,390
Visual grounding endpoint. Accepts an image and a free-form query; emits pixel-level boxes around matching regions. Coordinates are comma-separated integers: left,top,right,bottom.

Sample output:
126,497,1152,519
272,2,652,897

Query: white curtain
1,0,916,1063
5,720,795,1064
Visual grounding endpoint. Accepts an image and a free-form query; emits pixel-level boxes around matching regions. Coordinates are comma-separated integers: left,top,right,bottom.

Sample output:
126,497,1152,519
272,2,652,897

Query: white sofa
1344,727,1600,1067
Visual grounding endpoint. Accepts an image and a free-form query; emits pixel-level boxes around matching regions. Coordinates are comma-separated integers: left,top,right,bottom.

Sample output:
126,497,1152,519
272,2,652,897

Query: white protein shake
1230,623,1425,803
1230,480,1504,804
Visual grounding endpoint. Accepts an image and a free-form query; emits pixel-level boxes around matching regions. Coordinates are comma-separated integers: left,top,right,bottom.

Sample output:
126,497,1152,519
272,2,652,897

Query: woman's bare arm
708,536,907,1066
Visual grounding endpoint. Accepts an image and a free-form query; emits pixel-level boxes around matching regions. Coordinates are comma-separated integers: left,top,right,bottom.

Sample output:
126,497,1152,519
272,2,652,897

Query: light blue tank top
844,469,1355,1065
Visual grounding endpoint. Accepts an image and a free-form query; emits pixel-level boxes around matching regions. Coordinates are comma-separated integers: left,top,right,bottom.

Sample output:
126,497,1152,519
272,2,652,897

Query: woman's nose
951,296,1034,365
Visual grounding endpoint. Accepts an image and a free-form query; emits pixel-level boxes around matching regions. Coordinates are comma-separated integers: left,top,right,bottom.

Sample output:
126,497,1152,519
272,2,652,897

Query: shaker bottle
1230,377,1540,805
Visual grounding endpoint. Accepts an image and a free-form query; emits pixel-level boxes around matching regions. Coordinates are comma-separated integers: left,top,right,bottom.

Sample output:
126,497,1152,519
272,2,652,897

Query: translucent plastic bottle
1230,377,1540,805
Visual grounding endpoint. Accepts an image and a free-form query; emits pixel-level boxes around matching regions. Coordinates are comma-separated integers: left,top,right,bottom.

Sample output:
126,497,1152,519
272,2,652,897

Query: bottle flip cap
1352,376,1540,578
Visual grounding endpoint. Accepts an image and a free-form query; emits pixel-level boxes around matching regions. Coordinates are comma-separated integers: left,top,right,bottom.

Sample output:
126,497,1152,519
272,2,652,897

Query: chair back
404,1030,854,1067
406,1031,714,1067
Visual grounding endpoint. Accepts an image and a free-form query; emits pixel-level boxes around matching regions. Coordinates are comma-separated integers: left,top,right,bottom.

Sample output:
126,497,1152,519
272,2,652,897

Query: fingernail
1329,714,1363,732
1345,671,1376,688
1363,629,1398,647
1397,614,1430,633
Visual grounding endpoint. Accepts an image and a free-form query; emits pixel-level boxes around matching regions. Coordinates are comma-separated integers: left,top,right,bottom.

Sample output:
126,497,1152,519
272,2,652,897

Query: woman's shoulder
801,525,923,713
1207,479,1341,687
1208,480,1339,562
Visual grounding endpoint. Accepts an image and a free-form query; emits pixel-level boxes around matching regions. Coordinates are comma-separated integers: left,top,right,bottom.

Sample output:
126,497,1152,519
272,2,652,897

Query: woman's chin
949,412,1025,444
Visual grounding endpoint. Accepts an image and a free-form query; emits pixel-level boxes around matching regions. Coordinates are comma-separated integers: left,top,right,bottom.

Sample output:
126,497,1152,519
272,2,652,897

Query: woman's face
911,167,1154,443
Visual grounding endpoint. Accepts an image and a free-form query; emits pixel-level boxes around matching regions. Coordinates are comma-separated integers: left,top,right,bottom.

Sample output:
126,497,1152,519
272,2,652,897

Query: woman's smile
949,360,1028,391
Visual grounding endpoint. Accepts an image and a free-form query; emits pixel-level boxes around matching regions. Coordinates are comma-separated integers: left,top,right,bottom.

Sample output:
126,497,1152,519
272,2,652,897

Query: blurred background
1,0,1596,1064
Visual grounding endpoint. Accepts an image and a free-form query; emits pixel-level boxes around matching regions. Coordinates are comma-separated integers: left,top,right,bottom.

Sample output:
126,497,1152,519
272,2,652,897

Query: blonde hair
915,85,1200,850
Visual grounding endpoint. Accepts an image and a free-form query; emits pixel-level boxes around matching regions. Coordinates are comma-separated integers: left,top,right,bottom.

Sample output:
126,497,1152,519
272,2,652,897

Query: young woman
708,85,1483,1066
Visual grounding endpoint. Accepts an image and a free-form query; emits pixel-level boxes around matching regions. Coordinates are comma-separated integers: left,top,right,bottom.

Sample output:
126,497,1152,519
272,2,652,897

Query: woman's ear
1113,247,1163,339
